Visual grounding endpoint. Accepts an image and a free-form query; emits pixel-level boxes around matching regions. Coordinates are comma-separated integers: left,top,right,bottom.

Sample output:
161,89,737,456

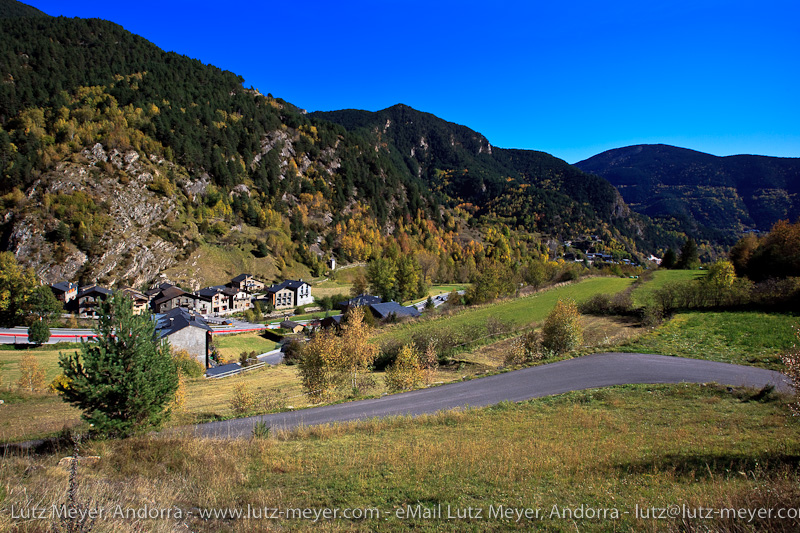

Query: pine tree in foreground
56,292,179,437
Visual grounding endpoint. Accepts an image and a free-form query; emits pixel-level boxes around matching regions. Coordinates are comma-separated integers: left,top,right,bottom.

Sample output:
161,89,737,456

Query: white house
266,279,313,310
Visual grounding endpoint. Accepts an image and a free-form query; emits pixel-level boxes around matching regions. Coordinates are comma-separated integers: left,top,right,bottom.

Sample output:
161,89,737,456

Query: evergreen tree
661,248,677,269
56,292,179,437
367,257,397,302
27,319,50,345
676,238,699,269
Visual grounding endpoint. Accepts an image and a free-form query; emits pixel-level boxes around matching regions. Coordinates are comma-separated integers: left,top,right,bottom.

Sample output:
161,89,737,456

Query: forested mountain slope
0,2,654,289
312,105,642,240
576,144,800,244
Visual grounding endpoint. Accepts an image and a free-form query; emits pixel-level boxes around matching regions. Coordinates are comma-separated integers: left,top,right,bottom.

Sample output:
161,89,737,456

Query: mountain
0,2,651,289
0,0,47,18
576,144,800,244
312,105,635,238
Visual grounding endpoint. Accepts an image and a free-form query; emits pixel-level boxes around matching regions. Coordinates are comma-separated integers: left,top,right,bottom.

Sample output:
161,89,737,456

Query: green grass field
375,277,633,348
632,269,707,306
274,310,341,323
4,383,798,532
212,332,280,361
0,343,77,385
616,310,797,370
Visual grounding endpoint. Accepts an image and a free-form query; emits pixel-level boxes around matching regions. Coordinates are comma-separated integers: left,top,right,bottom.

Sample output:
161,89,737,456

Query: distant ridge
576,144,800,243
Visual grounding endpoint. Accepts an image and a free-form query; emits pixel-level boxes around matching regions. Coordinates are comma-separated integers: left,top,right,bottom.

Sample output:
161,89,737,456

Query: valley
1,0,799,531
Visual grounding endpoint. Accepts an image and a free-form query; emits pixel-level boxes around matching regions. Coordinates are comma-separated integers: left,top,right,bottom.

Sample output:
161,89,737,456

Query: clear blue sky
27,0,800,163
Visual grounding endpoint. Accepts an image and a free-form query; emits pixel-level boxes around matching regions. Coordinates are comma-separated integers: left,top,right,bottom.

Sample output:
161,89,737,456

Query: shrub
486,316,512,337
239,350,258,367
375,338,404,371
445,289,462,307
49,373,72,394
17,353,46,392
504,330,547,366
579,294,612,315
230,382,257,415
420,341,439,383
252,420,270,439
281,338,304,365
639,303,666,327
172,374,187,411
411,326,470,362
541,299,583,355
781,327,800,417
173,349,204,378
384,344,424,392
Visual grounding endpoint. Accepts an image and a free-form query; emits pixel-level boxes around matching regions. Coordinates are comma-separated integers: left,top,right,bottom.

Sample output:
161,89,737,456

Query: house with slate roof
229,274,265,293
155,307,213,367
336,294,382,313
151,286,197,314
76,285,113,318
367,302,421,322
195,285,251,316
50,281,78,303
120,287,149,315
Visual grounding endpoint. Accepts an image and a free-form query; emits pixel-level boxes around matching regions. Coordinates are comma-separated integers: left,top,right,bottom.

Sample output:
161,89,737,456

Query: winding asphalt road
194,352,792,438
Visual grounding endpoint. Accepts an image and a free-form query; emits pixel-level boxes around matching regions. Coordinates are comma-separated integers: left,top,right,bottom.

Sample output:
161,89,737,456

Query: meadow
615,310,797,370
373,277,634,349
212,332,279,361
631,268,706,306
3,384,798,532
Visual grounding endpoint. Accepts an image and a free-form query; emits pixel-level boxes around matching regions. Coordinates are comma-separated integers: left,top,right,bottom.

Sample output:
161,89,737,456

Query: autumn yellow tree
704,259,737,306
298,329,342,403
339,306,378,390
541,299,583,355
299,306,378,401
17,353,46,392
0,252,37,327
385,343,424,392
172,374,187,411
420,341,439,383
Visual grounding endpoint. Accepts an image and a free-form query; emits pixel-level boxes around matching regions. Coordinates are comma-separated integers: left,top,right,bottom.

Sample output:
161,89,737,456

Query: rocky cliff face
8,143,186,287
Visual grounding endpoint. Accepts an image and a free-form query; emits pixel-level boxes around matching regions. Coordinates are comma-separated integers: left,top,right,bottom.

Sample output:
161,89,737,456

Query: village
45,273,427,373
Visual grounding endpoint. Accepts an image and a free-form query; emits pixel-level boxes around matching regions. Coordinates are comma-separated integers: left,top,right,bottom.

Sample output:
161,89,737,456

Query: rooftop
155,307,212,338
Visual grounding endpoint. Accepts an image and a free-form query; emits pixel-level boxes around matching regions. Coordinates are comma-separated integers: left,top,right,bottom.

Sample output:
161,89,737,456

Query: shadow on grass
615,451,800,480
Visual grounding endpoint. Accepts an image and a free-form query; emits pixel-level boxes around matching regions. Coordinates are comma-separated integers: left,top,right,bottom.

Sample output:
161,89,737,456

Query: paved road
0,320,268,344
0,327,98,344
194,352,792,438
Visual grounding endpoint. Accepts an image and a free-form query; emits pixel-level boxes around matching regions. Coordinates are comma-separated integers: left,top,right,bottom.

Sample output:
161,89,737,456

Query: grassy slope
212,333,279,361
631,269,706,306
616,311,796,370
161,243,305,289
374,277,633,346
3,384,798,532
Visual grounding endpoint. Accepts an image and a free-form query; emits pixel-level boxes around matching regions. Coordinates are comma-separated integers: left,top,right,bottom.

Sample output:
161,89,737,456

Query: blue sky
27,0,800,163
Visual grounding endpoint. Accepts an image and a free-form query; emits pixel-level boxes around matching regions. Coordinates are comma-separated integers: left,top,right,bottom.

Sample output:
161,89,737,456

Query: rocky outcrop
9,144,182,287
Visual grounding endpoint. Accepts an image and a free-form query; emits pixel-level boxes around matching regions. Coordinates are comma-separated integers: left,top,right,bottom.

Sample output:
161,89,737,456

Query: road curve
193,352,792,439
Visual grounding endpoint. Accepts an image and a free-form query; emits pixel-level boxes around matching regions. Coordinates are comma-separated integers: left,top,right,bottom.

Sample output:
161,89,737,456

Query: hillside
312,105,634,237
0,3,653,289
576,144,800,244
0,0,47,18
